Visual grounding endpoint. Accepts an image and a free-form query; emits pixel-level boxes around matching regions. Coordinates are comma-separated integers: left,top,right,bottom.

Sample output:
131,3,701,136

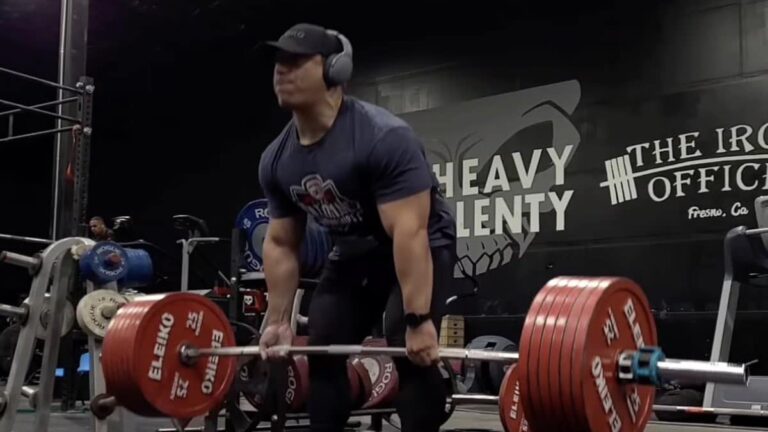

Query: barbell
94,276,749,432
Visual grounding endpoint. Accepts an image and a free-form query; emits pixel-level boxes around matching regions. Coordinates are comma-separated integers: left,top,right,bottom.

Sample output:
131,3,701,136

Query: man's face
89,219,106,235
273,52,327,109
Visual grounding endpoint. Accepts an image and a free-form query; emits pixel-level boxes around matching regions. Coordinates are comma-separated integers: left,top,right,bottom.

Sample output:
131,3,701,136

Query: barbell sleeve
0,303,27,320
0,251,41,271
656,359,748,385
21,386,37,409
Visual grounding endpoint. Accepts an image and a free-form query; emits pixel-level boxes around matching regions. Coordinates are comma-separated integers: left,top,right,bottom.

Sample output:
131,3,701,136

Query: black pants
306,243,456,432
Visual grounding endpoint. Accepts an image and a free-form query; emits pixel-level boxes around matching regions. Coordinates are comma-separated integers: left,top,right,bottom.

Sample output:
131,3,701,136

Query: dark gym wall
2,0,768,362
344,0,768,361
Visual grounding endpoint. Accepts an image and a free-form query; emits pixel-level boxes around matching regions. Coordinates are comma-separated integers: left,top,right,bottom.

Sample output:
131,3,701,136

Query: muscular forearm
393,225,433,314
262,237,300,325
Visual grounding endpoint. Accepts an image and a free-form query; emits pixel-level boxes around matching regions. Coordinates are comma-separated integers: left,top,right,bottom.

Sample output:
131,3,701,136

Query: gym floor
7,406,766,432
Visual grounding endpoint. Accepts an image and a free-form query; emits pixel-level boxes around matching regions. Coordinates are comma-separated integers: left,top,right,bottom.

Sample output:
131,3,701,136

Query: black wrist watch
404,312,431,329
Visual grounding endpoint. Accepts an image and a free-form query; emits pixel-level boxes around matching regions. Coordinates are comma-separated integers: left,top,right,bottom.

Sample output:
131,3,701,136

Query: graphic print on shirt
289,174,363,230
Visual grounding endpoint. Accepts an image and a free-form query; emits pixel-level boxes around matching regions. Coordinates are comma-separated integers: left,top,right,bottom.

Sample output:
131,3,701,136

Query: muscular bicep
265,215,306,250
377,190,431,238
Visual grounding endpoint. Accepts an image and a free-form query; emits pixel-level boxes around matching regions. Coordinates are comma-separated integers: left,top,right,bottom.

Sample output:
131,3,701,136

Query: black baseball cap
261,23,342,57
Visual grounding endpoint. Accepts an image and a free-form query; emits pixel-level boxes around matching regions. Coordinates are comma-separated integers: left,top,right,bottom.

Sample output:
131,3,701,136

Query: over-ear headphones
323,29,353,87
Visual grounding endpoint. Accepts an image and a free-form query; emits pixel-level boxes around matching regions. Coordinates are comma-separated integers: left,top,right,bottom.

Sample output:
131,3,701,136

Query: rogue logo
401,80,582,277
600,123,768,215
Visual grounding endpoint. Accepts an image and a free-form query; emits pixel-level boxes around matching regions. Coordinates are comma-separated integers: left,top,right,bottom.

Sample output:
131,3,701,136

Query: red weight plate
123,305,163,415
558,277,600,431
348,360,362,408
105,294,237,419
541,279,582,431
286,355,310,411
449,359,463,376
518,282,551,428
359,337,399,408
359,355,398,408
104,302,161,416
521,281,559,429
351,358,373,408
284,334,311,411
362,337,388,348
573,277,658,432
499,364,533,432
568,278,619,429
534,281,571,431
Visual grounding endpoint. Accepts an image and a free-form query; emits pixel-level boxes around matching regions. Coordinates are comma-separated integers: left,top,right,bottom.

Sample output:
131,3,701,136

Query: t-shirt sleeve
367,126,434,204
258,150,300,218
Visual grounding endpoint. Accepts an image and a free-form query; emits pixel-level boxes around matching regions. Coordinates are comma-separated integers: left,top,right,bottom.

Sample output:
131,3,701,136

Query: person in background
88,217,114,241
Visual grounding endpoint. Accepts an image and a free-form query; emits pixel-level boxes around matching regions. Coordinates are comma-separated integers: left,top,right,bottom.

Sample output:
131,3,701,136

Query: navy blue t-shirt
258,96,455,250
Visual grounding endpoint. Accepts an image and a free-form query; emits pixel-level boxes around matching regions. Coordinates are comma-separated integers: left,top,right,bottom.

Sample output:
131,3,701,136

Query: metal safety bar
440,394,768,417
653,405,768,417
0,66,83,94
0,98,80,124
0,233,54,245
0,126,77,144
745,227,768,236
0,96,79,118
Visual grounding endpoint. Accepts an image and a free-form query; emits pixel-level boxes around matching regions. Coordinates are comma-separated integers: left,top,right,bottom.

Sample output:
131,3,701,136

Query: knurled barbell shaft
184,345,520,363
184,345,747,385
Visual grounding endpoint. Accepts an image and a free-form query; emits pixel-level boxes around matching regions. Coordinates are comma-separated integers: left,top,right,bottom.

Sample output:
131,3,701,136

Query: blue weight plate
119,248,154,289
80,241,130,284
235,200,270,272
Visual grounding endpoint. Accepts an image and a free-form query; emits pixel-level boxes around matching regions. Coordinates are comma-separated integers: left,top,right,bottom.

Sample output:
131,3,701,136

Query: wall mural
399,78,768,287
400,80,582,278
601,124,768,220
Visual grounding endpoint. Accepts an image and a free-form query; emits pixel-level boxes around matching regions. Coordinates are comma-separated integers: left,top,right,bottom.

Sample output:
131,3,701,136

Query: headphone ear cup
324,54,353,87
323,54,339,87
329,54,353,85
323,29,353,87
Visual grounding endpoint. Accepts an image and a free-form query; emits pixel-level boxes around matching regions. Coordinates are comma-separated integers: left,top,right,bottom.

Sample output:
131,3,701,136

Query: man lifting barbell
256,23,457,432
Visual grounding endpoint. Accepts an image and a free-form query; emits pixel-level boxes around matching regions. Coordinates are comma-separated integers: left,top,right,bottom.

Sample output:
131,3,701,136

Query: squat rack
0,0,93,413
0,0,93,241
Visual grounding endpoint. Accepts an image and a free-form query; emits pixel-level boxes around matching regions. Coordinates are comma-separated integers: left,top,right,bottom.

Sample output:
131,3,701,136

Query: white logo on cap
286,30,305,39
